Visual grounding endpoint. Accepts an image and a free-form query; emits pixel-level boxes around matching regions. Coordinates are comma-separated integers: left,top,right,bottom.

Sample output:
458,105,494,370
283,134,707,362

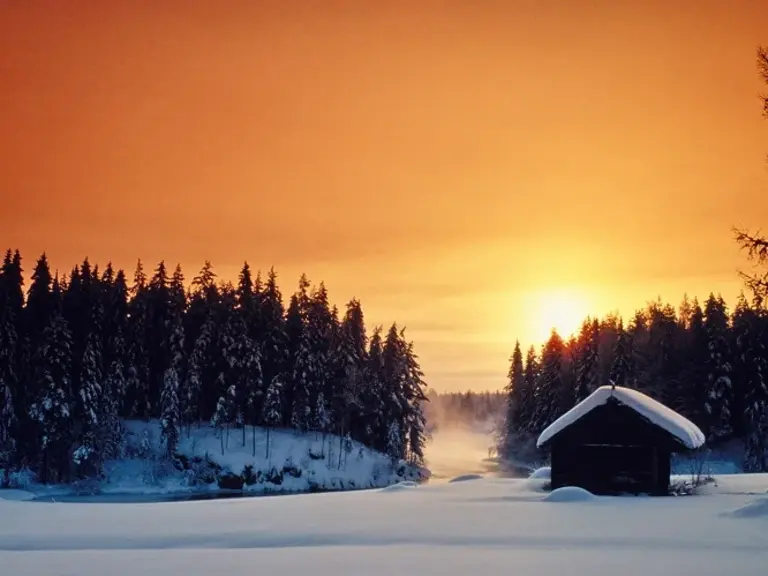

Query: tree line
0,253,429,483
501,237,768,472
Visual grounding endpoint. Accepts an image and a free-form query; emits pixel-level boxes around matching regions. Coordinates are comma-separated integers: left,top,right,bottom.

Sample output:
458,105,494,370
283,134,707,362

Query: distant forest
501,231,768,472
424,389,505,433
0,254,429,483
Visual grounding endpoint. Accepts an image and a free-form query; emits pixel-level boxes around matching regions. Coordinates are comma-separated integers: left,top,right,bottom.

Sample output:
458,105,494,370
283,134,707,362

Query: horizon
2,0,767,392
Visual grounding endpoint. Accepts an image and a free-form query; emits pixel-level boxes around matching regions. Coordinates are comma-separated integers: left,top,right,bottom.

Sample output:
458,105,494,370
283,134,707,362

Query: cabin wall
548,402,679,496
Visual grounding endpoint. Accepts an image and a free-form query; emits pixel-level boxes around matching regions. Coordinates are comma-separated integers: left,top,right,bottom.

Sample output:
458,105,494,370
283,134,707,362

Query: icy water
423,427,532,482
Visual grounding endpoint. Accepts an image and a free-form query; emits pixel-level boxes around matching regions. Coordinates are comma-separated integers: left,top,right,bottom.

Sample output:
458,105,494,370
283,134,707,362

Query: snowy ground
2,473,767,576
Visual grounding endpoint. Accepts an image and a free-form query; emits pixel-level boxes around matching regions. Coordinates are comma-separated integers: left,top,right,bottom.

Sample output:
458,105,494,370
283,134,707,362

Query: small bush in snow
308,444,324,460
4,466,35,489
242,464,258,486
264,466,283,485
283,457,302,478
217,470,244,490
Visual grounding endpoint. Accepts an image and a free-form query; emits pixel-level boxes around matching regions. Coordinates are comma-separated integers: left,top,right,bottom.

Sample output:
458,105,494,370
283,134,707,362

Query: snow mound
542,486,596,502
379,481,418,492
725,498,768,519
537,385,705,450
448,474,483,483
0,489,35,501
529,466,551,479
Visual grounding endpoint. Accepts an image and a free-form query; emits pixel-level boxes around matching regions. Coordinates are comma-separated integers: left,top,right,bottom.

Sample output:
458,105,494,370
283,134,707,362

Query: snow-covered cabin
536,385,705,496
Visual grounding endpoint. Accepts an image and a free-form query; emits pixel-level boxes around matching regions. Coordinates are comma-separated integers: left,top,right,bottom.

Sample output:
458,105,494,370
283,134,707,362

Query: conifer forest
0,254,429,483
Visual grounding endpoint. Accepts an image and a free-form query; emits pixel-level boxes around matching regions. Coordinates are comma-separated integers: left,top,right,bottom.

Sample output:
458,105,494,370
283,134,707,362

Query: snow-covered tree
290,334,313,433
30,311,73,482
160,309,184,457
530,330,567,432
609,319,632,387
211,381,235,455
574,318,599,401
184,314,214,433
261,376,283,459
0,379,16,464
502,341,525,448
74,305,103,476
703,294,733,440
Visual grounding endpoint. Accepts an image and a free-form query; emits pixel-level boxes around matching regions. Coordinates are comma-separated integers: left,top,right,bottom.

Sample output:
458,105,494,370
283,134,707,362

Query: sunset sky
2,0,767,392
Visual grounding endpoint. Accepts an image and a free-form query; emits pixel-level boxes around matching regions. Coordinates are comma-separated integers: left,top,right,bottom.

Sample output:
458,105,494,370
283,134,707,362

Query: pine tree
609,319,632,387
160,307,184,458
520,346,539,433
126,261,151,418
703,294,733,440
335,299,367,443
290,333,313,433
262,376,283,459
0,378,16,466
260,269,288,426
732,295,768,471
184,313,214,432
30,310,73,483
26,253,53,349
362,327,386,449
74,303,104,475
211,381,235,455
503,341,524,447
402,336,429,465
574,318,599,401
100,326,126,460
530,330,566,432
0,250,23,465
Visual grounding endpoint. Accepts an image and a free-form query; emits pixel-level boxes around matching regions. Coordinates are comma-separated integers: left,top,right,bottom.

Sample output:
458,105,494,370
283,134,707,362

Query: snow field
2,474,768,575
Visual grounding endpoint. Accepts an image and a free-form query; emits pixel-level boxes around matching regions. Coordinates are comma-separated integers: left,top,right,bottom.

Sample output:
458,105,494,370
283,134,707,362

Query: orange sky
2,0,767,391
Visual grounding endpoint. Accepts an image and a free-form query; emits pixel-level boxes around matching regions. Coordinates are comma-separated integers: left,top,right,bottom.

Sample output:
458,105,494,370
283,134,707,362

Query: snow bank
542,486,596,502
448,474,483,483
537,385,705,449
724,498,768,519
26,420,427,498
379,481,418,492
529,466,551,479
0,490,35,501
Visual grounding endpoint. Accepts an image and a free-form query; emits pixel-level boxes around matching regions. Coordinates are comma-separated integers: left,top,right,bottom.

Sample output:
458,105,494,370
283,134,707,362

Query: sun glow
527,288,593,345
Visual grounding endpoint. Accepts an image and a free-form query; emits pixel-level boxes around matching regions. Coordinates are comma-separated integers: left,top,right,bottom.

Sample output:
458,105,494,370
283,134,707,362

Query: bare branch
733,227,768,263
759,46,768,117
734,227,768,300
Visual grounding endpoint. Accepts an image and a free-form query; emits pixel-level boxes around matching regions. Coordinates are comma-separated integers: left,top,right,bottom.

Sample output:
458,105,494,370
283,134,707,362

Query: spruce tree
262,376,283,459
703,294,733,440
336,299,367,442
520,346,539,433
126,261,151,419
211,380,235,454
503,341,524,448
609,319,632,388
30,310,73,483
574,318,599,401
160,308,184,458
530,330,566,432
74,302,104,475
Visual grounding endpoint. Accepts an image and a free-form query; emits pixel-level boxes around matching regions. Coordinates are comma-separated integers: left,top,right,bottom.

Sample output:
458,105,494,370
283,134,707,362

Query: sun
529,288,592,344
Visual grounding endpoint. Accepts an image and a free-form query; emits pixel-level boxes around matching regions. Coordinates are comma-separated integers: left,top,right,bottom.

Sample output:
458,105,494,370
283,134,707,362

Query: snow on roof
536,385,706,450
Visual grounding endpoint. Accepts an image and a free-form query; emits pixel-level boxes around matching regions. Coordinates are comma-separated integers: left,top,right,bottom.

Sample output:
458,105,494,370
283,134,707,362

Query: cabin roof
536,385,706,450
